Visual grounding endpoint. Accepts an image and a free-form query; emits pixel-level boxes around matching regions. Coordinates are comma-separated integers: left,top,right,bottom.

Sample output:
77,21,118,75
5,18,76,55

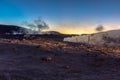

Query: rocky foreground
0,34,119,80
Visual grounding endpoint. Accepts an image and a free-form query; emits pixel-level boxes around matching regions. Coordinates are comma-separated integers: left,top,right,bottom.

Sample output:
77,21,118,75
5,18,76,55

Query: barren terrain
0,34,119,80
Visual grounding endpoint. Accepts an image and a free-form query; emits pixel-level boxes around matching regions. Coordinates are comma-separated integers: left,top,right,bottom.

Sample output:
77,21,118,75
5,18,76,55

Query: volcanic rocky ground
0,34,119,80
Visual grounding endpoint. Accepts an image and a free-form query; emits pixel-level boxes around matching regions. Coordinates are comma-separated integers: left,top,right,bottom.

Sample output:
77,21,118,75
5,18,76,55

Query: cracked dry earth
0,35,119,80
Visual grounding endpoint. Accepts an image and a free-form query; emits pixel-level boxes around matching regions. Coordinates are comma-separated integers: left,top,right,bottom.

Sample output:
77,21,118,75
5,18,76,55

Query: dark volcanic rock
41,56,53,62
0,33,119,80
0,24,28,34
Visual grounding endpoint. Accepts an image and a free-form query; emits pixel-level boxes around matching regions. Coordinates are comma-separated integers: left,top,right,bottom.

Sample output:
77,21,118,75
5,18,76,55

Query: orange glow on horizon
45,23,120,34
46,23,120,34
47,27,97,34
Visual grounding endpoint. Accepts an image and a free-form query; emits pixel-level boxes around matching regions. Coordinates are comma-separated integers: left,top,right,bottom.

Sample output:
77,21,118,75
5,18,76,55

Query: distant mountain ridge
0,24,28,34
41,31,62,35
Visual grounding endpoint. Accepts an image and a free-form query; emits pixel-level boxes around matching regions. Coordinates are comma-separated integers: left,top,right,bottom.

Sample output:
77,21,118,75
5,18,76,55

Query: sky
0,0,120,34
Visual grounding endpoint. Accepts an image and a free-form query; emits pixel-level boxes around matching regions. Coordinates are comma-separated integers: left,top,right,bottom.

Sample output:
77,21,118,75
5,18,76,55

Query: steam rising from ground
96,25,104,32
22,18,49,34
64,29,120,46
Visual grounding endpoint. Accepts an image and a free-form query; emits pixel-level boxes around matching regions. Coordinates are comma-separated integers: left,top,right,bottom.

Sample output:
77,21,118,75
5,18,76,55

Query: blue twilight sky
0,0,120,34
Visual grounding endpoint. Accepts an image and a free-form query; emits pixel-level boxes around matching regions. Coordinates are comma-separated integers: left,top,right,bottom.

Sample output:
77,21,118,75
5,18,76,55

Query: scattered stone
36,45,40,48
12,47,18,51
24,34,31,39
62,65,70,69
90,57,105,67
41,56,53,62
10,39,19,43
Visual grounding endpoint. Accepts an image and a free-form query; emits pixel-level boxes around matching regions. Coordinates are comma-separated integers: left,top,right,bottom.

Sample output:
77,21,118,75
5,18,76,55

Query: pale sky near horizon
0,0,120,34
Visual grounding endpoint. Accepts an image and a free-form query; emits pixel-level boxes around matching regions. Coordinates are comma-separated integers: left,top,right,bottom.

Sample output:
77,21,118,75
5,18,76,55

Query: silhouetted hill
42,31,62,35
0,24,28,34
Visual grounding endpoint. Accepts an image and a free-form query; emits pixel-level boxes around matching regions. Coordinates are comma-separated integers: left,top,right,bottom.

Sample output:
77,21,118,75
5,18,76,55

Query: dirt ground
0,34,119,80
